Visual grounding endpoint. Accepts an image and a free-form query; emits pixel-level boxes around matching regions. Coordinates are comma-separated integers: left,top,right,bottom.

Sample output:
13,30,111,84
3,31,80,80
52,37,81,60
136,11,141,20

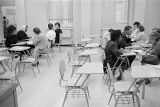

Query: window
101,0,129,27
48,0,73,28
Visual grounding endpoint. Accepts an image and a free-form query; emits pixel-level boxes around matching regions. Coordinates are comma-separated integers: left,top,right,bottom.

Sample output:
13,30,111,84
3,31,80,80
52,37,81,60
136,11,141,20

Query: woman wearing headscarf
17,25,29,41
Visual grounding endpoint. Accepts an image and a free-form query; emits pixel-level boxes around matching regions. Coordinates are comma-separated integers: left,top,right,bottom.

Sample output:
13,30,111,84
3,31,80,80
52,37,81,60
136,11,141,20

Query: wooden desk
0,82,18,107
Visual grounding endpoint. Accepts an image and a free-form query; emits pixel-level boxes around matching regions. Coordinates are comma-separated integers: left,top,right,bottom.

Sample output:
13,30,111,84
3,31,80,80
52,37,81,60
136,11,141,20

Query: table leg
142,79,146,99
0,61,7,72
81,74,90,86
74,74,82,86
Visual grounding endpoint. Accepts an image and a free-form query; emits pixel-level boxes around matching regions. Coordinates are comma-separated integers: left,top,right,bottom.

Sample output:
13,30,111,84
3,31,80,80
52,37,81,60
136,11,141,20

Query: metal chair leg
62,90,69,107
132,92,140,107
114,94,124,107
108,93,114,104
86,87,90,99
83,88,89,107
16,77,23,92
36,65,40,73
31,65,36,78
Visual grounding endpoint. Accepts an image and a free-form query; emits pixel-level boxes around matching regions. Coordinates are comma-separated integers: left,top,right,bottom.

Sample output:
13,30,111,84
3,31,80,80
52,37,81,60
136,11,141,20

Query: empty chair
17,54,40,78
106,63,140,107
59,60,90,107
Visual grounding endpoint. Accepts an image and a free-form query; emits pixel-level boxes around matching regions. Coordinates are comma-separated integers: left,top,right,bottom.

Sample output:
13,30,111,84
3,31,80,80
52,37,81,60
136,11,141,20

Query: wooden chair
106,63,140,107
59,60,90,107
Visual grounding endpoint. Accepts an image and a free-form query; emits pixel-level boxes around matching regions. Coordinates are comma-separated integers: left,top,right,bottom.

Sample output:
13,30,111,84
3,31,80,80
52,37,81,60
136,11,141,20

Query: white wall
15,0,26,29
0,7,4,41
134,0,146,25
144,0,160,35
25,0,48,36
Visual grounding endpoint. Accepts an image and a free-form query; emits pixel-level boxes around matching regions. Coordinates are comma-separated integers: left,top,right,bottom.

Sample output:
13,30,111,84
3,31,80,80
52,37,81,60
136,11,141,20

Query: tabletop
79,49,98,56
76,62,103,74
125,45,142,50
9,46,30,51
121,52,136,57
0,56,10,61
131,65,160,78
12,41,27,46
81,38,92,42
0,48,8,52
85,43,99,48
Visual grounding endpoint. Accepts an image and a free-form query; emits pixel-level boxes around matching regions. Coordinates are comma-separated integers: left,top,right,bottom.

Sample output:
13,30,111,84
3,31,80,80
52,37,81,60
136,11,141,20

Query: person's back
5,33,18,47
47,30,56,42
38,33,49,49
105,41,122,67
17,30,28,41
5,25,18,47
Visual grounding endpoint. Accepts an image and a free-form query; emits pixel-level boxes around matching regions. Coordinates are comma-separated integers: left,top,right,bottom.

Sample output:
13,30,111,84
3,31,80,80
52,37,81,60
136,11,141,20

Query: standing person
46,23,56,47
17,25,29,41
3,16,9,38
5,25,18,47
54,22,62,43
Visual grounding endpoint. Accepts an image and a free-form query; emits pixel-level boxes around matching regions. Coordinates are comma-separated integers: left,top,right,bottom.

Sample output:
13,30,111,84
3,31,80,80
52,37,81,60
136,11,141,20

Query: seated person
119,26,132,48
137,28,160,85
131,21,140,38
101,29,113,49
103,30,136,80
5,25,18,47
55,22,62,43
17,25,29,41
46,23,56,47
32,27,49,59
133,25,146,44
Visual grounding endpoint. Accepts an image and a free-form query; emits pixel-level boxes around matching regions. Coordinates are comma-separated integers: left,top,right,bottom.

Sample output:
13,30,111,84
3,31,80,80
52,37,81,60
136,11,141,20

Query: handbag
141,55,159,65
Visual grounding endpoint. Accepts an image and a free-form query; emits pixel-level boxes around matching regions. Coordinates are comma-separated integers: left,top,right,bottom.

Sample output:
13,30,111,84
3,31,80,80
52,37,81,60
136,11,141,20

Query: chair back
59,60,66,86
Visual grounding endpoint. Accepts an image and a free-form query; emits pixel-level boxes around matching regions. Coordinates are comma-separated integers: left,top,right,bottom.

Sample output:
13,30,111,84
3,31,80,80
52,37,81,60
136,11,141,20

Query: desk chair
17,56,40,78
68,51,86,77
106,63,140,107
59,60,90,107
0,70,23,92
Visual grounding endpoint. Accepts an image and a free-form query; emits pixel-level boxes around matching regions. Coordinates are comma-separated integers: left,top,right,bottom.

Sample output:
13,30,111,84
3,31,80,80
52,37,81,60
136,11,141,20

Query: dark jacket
151,41,160,57
17,30,28,41
119,32,132,48
5,34,18,47
104,41,122,67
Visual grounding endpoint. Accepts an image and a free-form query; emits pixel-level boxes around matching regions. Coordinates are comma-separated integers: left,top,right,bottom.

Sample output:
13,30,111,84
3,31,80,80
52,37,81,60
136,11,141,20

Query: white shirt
46,30,56,41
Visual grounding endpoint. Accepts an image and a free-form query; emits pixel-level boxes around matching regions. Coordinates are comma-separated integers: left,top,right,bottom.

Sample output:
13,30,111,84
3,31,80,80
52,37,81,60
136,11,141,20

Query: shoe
145,79,150,85
136,80,143,85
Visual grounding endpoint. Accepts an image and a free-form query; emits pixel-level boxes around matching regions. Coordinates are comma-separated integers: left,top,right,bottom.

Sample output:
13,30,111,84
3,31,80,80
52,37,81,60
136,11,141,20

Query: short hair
110,29,121,41
124,26,132,31
55,22,60,28
138,25,145,32
7,25,16,34
108,29,113,33
134,21,140,27
48,23,53,30
3,16,6,19
33,27,41,34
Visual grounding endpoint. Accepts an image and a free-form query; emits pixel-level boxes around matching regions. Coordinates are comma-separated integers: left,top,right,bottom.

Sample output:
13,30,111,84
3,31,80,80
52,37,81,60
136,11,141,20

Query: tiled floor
1,47,160,107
